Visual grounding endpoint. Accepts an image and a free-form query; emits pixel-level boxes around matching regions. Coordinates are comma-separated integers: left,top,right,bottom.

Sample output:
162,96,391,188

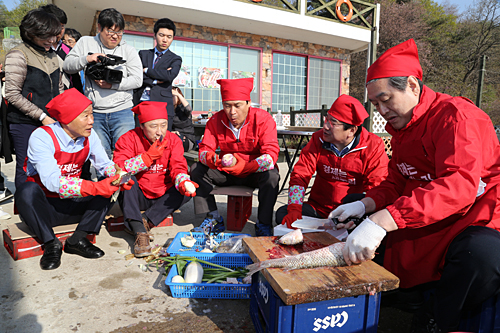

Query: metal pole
476,55,486,108
363,23,378,132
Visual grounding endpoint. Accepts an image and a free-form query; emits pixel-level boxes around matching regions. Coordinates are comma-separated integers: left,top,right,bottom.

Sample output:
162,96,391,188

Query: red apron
25,126,89,198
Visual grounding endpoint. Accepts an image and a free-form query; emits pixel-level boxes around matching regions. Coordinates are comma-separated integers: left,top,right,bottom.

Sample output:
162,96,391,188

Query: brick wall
94,12,351,111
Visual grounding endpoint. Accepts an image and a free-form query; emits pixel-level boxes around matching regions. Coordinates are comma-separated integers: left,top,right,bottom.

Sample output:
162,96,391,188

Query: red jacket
199,107,280,164
366,86,500,288
290,128,388,217
113,128,188,199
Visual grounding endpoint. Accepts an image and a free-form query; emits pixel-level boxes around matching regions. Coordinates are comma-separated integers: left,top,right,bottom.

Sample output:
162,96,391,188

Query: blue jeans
93,108,135,159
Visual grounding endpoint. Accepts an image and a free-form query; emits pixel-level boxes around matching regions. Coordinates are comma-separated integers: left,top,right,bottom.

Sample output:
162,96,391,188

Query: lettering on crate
312,311,348,331
258,279,269,304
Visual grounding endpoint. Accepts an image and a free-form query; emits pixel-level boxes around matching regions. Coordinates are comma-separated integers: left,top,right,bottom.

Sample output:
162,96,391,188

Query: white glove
328,201,366,225
342,217,387,265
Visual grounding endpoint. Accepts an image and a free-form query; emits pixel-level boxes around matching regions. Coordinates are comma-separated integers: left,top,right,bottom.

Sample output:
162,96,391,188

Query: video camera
85,54,126,84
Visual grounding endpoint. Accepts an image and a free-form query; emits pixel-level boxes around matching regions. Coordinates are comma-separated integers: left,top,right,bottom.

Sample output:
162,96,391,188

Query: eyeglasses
324,116,344,127
104,29,123,37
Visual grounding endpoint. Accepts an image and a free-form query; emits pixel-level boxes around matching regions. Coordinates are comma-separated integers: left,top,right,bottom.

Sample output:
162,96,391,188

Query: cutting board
243,232,399,305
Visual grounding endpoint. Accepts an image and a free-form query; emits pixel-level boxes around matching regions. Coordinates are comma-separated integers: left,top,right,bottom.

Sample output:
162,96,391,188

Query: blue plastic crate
250,272,380,333
167,232,253,266
165,263,251,299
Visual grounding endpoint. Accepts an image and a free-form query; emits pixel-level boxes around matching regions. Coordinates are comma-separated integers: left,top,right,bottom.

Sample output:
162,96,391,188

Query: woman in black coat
171,87,195,152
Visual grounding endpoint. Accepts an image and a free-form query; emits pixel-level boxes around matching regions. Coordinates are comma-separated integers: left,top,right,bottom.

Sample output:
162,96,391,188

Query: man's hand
328,201,365,229
204,151,220,169
142,137,168,167
95,80,112,89
120,179,135,191
86,53,106,63
81,175,120,198
343,217,387,265
281,204,302,229
222,153,259,178
178,180,199,197
42,117,56,126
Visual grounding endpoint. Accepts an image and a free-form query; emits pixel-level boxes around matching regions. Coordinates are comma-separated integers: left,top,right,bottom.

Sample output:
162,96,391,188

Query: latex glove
142,137,168,167
342,217,387,265
223,153,259,178
281,204,302,229
205,151,220,169
81,175,120,198
178,180,199,197
328,201,365,229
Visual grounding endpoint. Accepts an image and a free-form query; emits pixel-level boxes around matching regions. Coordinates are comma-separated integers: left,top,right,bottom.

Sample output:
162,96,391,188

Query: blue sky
1,0,470,13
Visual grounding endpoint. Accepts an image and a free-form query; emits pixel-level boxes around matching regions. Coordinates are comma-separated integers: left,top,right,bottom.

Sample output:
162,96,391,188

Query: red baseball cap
132,101,168,124
366,39,423,83
45,88,92,125
217,78,253,102
328,95,368,126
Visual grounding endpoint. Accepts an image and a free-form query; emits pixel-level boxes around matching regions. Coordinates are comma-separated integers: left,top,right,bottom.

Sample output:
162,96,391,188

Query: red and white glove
342,217,387,265
142,137,168,167
81,175,120,198
178,180,199,197
223,153,259,178
204,151,220,169
281,204,302,229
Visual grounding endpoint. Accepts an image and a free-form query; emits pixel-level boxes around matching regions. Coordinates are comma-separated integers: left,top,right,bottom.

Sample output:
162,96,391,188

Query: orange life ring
336,0,353,22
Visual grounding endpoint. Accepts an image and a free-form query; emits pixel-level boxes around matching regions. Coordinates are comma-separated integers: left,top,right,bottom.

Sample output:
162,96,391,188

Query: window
170,40,228,112
272,53,307,112
122,33,154,51
229,47,260,105
308,58,340,109
272,52,341,112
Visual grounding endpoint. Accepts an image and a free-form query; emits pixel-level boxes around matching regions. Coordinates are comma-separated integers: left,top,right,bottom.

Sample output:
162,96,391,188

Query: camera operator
63,8,142,159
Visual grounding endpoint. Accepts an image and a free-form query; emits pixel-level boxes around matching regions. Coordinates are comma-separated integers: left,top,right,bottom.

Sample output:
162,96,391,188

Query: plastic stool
211,186,253,232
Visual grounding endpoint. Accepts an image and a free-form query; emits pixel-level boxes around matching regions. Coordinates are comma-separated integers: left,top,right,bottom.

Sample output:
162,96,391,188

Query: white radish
184,261,204,283
171,275,185,283
185,181,196,194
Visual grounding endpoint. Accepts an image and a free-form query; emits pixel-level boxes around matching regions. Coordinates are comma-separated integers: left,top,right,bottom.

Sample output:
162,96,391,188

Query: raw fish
278,229,303,245
245,242,346,278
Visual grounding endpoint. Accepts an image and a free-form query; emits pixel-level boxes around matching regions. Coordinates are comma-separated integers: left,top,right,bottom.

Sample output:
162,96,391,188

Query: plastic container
250,271,381,332
167,232,253,266
165,262,251,299
276,110,283,127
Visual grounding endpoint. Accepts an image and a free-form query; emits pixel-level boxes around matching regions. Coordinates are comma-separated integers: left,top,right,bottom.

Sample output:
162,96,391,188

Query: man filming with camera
63,8,142,159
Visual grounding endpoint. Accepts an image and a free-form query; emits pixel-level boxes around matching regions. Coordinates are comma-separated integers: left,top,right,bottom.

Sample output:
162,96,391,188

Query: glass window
229,47,261,105
272,53,306,112
170,40,228,112
308,58,340,109
122,33,154,51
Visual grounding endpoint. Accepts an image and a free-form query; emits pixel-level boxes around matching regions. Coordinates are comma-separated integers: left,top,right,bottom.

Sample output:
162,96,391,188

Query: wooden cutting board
243,232,399,305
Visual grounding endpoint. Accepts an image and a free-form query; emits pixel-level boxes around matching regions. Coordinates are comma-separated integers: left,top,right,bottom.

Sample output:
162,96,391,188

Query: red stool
211,186,254,232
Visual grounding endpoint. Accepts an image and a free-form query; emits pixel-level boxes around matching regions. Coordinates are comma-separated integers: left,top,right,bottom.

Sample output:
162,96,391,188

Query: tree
6,0,46,27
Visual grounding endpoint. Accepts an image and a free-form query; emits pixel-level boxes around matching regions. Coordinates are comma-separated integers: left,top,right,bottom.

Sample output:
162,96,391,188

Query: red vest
25,126,89,198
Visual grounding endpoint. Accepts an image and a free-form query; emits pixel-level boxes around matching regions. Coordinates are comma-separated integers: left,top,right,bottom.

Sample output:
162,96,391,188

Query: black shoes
64,237,105,259
40,239,63,270
255,223,273,237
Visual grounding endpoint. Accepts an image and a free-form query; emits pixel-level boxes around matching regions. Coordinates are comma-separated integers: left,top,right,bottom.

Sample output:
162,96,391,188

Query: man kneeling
15,88,133,270
113,101,197,257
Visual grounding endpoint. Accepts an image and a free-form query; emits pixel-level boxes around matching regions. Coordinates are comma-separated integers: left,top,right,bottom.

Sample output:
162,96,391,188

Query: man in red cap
113,101,198,257
14,88,133,270
330,39,500,332
276,94,388,229
190,77,280,236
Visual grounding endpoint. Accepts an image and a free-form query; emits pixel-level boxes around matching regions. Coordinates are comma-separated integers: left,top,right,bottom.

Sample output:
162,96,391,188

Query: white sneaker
0,207,11,220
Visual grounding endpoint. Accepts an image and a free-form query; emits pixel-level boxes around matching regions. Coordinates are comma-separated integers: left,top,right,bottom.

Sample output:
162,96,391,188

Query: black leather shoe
64,237,104,259
40,240,63,270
